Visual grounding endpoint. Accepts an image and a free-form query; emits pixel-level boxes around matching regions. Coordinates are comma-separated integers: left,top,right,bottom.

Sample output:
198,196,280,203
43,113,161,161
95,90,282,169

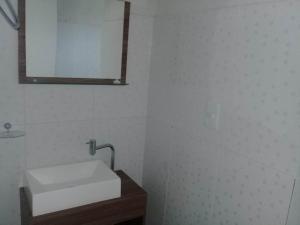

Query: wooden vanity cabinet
20,171,147,225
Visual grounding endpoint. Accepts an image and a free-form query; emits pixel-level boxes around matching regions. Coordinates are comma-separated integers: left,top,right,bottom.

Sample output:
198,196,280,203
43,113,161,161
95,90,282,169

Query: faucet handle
86,139,97,156
86,139,96,145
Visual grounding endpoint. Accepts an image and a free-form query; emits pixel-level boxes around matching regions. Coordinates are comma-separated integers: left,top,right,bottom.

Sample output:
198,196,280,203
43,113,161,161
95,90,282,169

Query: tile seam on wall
155,0,298,18
148,116,295,179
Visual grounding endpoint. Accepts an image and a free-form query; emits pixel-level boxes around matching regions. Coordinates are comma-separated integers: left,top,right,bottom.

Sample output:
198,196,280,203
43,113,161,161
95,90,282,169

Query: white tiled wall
144,0,300,225
0,0,154,224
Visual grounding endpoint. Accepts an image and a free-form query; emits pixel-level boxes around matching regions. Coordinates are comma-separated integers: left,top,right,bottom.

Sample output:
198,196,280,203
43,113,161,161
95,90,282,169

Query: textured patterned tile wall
0,0,155,224
144,0,300,225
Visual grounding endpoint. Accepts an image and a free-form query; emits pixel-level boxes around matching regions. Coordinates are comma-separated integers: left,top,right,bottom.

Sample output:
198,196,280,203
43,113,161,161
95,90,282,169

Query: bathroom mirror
18,0,130,85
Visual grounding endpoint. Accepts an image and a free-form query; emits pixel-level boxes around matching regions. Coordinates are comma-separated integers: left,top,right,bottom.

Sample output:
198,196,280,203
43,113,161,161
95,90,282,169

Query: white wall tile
25,86,94,123
93,15,153,120
25,120,94,168
130,0,157,17
143,117,172,225
213,151,293,225
94,116,147,184
0,135,25,225
0,85,25,125
93,85,148,119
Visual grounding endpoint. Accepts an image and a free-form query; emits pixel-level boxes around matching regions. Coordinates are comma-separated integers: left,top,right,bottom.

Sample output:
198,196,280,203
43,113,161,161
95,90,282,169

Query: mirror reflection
26,0,124,79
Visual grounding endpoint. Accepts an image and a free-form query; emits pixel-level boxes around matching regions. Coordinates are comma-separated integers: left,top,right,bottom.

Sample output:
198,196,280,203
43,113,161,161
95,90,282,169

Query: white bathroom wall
144,0,300,225
0,0,155,224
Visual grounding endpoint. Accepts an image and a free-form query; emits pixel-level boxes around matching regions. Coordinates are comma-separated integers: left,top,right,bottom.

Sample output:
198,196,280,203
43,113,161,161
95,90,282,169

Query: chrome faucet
86,139,115,170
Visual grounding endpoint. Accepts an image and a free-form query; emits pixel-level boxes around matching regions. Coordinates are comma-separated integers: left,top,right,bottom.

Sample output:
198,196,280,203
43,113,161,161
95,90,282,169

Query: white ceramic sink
23,160,121,216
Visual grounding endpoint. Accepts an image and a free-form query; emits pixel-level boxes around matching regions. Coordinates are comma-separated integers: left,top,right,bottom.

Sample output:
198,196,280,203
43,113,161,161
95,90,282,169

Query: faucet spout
86,140,115,170
95,143,115,171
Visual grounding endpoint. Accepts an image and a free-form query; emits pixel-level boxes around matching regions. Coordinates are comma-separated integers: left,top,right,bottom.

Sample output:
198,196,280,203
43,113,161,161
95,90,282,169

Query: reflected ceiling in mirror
19,0,130,85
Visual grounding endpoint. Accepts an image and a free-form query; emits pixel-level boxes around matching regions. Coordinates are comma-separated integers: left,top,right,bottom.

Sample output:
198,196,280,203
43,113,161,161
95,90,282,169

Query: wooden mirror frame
18,0,130,85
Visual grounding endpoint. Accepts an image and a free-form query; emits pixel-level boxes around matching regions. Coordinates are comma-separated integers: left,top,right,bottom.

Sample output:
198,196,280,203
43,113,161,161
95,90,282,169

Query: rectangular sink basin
23,160,121,216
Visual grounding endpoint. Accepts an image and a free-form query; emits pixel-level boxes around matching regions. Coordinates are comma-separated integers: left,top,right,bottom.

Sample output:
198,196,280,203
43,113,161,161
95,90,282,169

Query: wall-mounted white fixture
0,0,20,30
0,122,25,138
204,103,221,130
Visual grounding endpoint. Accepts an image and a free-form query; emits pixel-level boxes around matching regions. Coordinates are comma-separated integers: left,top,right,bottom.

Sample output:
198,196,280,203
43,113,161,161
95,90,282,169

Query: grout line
208,136,223,224
91,86,96,138
225,148,295,178
131,12,156,18
9,115,147,127
161,124,174,225
285,179,296,225
162,156,171,225
154,0,297,18
23,85,28,171
149,116,296,178
198,0,293,11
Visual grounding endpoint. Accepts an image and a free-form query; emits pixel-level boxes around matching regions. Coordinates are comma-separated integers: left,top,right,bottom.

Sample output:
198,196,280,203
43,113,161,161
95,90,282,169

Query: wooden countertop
20,171,147,225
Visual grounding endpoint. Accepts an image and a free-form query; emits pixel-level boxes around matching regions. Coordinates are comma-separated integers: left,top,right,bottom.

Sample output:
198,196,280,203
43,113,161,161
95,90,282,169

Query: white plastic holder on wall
203,103,221,130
